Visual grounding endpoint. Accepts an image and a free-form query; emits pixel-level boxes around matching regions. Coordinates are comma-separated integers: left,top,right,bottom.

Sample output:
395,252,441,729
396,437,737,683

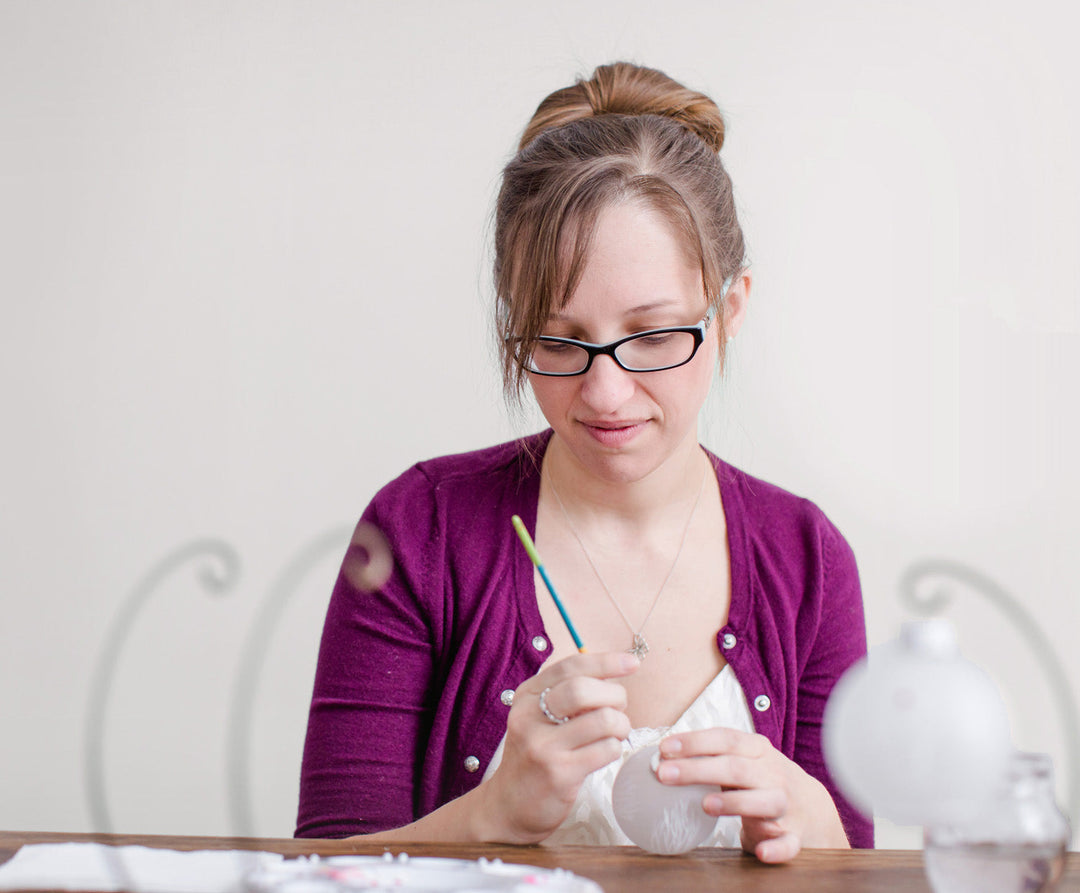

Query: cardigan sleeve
295,466,441,838
793,515,874,848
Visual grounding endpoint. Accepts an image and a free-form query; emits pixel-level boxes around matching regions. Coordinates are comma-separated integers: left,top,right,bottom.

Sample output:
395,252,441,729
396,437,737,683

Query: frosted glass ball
611,745,717,855
823,619,1012,827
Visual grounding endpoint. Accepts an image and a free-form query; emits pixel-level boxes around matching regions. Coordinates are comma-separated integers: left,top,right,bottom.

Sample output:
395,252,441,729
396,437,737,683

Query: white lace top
482,664,756,847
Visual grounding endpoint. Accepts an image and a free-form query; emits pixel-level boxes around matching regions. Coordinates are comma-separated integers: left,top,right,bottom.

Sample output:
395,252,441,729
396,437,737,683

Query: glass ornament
611,745,718,854
924,751,1070,893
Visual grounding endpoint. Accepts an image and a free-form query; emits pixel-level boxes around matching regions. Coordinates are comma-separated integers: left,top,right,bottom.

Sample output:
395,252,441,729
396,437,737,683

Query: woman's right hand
476,651,639,844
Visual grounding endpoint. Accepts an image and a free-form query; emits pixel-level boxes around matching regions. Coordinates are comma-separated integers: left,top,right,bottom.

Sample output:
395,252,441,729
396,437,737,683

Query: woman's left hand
657,728,849,863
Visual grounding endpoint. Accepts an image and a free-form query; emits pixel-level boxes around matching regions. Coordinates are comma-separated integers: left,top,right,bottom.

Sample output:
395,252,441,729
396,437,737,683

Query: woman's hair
495,61,747,399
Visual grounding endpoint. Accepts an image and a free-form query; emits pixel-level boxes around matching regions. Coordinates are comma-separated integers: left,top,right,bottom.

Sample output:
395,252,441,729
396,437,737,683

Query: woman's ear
720,267,752,342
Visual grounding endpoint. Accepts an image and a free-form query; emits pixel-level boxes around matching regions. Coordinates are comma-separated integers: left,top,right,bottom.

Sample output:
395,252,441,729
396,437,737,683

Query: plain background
2,0,1078,850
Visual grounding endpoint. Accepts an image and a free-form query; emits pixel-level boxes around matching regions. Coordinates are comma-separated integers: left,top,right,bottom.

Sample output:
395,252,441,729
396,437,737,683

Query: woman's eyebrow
624,300,682,315
547,300,681,323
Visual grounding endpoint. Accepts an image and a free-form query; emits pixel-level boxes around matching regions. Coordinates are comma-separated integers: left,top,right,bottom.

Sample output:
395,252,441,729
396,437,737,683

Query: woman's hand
477,651,639,844
657,728,849,863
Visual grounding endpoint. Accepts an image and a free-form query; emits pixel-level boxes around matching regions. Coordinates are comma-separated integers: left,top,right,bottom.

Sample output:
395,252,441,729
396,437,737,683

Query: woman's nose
578,354,636,413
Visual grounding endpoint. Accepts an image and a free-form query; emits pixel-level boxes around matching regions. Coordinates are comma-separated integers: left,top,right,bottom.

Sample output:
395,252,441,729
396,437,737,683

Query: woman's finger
527,651,639,694
566,736,626,775
752,830,801,864
557,705,632,749
536,674,629,722
703,787,786,820
656,752,779,790
659,727,770,760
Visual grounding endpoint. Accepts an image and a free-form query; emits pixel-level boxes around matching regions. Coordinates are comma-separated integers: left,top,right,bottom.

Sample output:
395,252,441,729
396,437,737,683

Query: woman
295,61,872,862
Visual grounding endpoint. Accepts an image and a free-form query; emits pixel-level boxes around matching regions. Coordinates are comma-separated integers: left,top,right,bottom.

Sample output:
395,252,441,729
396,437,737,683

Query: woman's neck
541,432,710,534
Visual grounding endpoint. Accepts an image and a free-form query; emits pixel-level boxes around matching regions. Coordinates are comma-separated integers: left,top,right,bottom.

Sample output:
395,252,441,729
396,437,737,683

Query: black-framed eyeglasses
518,306,717,376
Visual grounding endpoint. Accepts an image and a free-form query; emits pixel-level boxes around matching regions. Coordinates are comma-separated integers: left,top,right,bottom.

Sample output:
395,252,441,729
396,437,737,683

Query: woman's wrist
355,783,511,845
464,781,506,843
803,778,851,848
468,778,552,846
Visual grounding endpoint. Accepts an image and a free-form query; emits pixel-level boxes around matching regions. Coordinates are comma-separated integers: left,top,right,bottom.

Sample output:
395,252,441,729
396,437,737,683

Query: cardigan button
464,756,480,773
754,695,771,712
500,689,515,706
722,632,737,650
531,635,549,652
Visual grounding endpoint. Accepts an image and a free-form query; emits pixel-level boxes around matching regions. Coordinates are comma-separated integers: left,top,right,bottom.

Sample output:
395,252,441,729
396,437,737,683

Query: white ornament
611,745,718,854
823,619,1013,827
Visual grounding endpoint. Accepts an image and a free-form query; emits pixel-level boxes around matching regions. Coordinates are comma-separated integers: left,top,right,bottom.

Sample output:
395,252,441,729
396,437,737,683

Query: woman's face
528,201,744,486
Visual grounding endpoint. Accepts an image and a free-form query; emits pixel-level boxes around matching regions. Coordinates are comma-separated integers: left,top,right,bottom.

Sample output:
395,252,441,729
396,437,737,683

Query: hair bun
520,61,726,153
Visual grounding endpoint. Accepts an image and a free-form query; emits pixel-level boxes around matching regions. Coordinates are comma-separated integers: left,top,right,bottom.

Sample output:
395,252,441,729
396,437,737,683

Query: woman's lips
580,420,647,447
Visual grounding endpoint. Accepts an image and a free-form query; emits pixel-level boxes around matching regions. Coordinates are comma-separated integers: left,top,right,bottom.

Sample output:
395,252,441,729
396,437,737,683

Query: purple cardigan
296,431,873,847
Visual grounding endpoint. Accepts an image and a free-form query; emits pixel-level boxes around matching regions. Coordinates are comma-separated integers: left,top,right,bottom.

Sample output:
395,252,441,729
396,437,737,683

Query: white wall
2,0,1078,849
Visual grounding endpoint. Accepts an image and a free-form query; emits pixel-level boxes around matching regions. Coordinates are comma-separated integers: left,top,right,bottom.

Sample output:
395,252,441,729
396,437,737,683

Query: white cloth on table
0,842,282,892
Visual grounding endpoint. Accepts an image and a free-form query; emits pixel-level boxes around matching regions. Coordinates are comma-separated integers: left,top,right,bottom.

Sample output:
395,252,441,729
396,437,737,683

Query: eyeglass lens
529,330,698,374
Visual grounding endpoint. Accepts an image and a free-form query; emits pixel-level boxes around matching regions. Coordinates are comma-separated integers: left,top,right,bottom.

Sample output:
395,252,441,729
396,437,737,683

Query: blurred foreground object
342,521,393,593
822,619,1012,827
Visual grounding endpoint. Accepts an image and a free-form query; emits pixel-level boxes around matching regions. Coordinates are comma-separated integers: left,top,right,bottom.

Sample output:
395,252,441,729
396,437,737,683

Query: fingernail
620,654,640,671
704,793,724,813
657,763,678,782
660,739,682,756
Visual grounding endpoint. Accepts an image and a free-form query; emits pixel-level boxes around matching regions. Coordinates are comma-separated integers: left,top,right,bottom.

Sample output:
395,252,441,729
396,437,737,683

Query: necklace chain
546,457,709,660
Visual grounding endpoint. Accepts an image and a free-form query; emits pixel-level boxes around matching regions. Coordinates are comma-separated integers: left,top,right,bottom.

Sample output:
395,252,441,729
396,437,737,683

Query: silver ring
539,687,569,725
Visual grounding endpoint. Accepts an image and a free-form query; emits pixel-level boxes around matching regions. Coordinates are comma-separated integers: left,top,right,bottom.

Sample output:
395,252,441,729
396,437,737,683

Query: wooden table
3,830,1079,892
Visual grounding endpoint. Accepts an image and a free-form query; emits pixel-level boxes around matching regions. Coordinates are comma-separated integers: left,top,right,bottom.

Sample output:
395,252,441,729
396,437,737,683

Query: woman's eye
637,333,675,347
536,341,574,355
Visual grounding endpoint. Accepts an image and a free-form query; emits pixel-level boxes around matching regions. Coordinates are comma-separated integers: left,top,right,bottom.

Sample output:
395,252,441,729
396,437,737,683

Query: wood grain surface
3,831,1078,893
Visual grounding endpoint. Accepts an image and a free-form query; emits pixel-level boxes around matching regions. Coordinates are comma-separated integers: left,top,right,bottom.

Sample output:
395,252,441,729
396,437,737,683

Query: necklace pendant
628,634,650,660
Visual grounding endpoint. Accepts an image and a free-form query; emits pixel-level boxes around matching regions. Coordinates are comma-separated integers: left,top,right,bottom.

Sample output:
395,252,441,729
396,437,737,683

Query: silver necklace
547,458,709,660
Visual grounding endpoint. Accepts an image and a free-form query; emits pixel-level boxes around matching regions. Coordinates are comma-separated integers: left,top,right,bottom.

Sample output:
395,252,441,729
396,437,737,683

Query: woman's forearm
344,782,510,845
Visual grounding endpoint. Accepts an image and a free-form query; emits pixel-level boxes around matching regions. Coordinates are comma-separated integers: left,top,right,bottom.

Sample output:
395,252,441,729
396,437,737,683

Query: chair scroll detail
83,539,242,833
225,525,352,836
